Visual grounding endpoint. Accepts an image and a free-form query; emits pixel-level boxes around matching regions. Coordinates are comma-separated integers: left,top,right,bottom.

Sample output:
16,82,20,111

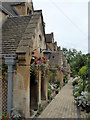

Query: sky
33,0,89,54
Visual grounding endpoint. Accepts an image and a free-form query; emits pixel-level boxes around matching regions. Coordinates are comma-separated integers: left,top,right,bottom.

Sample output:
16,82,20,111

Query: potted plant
1,112,10,120
11,108,21,120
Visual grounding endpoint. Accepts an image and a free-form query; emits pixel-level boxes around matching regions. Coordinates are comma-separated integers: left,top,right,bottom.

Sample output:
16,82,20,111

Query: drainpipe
5,57,15,116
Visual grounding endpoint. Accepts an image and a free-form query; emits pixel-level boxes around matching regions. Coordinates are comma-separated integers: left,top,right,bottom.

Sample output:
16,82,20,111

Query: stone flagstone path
39,79,78,118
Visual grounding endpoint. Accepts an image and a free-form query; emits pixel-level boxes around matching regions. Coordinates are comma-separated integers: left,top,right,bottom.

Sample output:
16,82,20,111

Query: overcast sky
33,0,88,54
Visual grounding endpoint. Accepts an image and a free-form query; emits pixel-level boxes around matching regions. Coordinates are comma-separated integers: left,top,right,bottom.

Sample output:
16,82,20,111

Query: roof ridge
34,10,42,12
7,15,32,19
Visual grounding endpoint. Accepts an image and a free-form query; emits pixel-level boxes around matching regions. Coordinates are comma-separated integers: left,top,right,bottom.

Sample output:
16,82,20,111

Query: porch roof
2,15,31,55
2,10,42,56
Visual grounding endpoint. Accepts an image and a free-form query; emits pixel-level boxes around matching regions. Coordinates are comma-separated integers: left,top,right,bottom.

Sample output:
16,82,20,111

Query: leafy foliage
73,77,89,108
11,108,21,120
2,64,8,76
78,66,87,79
1,112,10,120
72,77,79,86
62,48,89,77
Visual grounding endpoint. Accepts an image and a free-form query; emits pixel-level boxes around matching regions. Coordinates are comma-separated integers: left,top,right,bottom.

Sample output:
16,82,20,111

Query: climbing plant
2,64,8,76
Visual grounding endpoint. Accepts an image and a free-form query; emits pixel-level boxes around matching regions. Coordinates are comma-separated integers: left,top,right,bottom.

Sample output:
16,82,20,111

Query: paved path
39,79,78,118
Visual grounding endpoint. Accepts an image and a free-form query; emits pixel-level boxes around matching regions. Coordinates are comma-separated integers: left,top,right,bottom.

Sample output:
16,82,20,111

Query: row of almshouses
2,10,49,118
1,2,68,119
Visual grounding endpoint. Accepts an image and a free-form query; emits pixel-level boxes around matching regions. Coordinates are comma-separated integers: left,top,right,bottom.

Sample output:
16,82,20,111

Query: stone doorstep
29,100,48,118
29,101,47,118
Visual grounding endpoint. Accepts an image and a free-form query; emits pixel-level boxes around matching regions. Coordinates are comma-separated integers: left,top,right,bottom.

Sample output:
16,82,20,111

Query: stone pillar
12,53,31,118
38,68,41,107
0,4,2,115
13,64,30,118
0,76,2,116
5,57,15,116
0,57,2,116
60,71,63,87
56,70,61,84
45,71,48,101
43,69,48,101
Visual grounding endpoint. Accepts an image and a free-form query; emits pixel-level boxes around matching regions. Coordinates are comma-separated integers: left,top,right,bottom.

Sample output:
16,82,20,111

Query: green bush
78,66,87,79
56,80,60,88
72,77,79,86
48,89,51,99
76,91,88,108
2,64,8,75
73,76,89,109
63,74,68,84
74,91,80,98
11,108,21,120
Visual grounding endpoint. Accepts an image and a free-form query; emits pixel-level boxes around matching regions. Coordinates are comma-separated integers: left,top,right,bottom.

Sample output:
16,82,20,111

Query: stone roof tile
2,11,42,56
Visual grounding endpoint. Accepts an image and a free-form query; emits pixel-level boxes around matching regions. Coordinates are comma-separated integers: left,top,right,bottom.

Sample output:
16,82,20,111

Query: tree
62,48,88,77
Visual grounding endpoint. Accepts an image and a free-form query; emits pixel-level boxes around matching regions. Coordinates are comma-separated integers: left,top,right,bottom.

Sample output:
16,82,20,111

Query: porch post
38,68,41,107
5,57,15,116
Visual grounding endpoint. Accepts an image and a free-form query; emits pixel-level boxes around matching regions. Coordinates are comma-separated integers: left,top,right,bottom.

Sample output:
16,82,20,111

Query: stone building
44,32,64,86
0,1,49,118
2,5,48,117
0,1,34,24
0,1,70,118
62,55,71,80
45,32,57,52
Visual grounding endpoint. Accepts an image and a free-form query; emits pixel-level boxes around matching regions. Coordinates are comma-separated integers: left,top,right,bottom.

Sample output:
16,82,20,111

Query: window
39,35,42,49
27,8,32,15
39,35,42,41
52,56,54,59
27,8,29,15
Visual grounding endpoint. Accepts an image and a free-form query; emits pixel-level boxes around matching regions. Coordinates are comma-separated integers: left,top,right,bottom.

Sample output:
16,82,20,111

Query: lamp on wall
40,48,51,60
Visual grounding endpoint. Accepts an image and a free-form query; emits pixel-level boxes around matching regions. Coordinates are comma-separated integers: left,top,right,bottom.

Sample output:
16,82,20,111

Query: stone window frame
27,7,32,15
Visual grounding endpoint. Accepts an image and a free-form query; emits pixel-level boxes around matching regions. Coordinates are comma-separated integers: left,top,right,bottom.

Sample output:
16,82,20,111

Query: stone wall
15,5,26,16
32,16,46,57
60,71,63,87
49,52,61,67
12,49,31,118
0,76,2,116
56,70,61,82
0,11,7,25
15,2,33,16
12,14,46,118
47,43,54,51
